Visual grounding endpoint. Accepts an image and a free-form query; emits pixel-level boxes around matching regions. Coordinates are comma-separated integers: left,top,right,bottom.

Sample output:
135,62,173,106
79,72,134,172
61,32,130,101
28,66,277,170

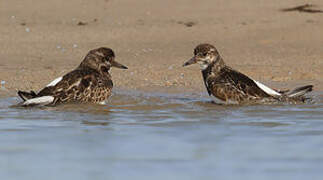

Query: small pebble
77,21,88,26
1,80,5,85
73,44,78,48
56,45,61,49
25,27,30,32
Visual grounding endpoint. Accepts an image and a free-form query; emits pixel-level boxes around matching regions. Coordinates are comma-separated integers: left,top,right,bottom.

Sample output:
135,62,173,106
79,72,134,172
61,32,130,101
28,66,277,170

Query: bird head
80,47,128,73
183,43,220,70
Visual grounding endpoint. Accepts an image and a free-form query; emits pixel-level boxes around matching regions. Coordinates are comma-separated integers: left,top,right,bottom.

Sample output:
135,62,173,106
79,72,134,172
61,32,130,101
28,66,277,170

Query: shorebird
18,47,127,106
183,43,313,104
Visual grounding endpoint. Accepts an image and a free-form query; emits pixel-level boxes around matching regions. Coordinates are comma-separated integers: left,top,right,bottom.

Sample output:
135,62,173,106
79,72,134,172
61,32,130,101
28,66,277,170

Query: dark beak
183,56,197,67
111,60,128,69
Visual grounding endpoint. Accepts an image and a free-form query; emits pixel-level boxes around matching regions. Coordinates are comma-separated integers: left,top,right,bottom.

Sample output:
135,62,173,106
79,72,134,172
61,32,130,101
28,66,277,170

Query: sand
0,0,322,97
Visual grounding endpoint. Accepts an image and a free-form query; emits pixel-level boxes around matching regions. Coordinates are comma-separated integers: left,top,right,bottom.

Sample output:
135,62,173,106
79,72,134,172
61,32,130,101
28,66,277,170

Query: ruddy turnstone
183,43,313,104
18,47,127,106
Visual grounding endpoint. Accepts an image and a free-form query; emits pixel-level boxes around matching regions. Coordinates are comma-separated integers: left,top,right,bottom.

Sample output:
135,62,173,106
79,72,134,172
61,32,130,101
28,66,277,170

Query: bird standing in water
18,47,128,106
183,43,313,104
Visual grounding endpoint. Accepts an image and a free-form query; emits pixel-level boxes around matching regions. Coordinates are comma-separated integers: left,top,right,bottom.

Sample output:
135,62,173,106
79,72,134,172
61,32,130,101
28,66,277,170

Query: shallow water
0,91,323,180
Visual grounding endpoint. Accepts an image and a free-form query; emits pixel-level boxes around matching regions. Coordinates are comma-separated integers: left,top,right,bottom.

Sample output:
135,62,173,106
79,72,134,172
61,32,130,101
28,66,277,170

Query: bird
183,43,313,104
17,47,128,106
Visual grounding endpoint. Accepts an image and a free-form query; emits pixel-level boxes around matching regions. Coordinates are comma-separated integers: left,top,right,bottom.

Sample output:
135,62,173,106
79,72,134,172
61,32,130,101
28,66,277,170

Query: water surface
0,91,323,180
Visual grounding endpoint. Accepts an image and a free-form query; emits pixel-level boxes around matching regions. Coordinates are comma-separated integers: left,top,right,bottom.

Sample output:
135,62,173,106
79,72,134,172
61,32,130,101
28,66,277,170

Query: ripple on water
0,92,323,179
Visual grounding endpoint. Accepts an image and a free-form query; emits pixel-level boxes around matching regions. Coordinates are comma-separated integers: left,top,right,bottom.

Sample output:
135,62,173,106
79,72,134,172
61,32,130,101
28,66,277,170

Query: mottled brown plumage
183,43,313,104
18,47,127,106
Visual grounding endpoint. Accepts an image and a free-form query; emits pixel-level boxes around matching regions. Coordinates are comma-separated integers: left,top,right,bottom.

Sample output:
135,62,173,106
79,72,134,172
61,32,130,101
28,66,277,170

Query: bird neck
203,55,225,74
199,56,224,96
201,56,225,86
101,69,112,79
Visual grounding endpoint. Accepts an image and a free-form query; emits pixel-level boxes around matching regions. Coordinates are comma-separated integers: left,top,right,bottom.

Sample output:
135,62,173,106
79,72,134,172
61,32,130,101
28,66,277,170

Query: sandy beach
0,0,322,96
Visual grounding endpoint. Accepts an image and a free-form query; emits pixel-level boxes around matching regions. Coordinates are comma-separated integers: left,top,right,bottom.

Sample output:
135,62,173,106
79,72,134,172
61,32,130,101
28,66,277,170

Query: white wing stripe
46,77,62,87
254,80,281,96
23,96,54,106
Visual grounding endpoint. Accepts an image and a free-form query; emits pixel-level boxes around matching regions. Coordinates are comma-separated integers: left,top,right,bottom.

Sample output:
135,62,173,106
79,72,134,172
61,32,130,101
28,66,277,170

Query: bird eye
202,53,208,56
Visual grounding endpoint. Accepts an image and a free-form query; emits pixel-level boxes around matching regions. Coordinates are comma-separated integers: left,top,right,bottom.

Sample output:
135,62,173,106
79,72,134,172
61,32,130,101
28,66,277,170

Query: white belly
212,96,238,105
98,101,106,105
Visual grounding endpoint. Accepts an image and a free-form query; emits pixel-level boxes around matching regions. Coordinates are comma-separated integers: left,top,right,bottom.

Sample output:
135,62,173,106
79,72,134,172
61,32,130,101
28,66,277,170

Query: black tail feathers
287,85,313,98
18,90,37,101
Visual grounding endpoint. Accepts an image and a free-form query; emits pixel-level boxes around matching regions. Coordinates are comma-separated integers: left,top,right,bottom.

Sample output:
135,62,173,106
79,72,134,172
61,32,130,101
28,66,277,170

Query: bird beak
183,56,197,67
111,60,128,69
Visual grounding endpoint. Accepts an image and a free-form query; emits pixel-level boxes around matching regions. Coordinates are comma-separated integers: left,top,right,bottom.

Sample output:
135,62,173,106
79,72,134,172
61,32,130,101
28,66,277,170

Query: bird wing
207,67,272,102
37,69,109,104
21,70,86,106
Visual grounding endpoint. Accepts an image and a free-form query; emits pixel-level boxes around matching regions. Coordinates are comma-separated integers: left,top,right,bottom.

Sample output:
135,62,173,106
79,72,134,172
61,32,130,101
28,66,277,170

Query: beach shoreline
1,0,322,97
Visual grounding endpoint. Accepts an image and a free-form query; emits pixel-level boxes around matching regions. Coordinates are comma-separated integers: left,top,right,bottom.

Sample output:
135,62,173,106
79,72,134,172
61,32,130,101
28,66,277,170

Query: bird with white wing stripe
17,47,127,106
183,43,313,104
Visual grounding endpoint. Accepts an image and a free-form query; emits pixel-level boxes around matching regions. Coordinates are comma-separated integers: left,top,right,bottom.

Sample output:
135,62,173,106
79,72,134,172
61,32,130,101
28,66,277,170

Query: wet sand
0,0,322,96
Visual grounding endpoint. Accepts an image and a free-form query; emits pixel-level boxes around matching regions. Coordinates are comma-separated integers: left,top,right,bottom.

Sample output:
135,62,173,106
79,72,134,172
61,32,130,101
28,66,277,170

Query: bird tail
17,90,55,107
21,96,55,106
17,90,37,101
286,85,313,98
